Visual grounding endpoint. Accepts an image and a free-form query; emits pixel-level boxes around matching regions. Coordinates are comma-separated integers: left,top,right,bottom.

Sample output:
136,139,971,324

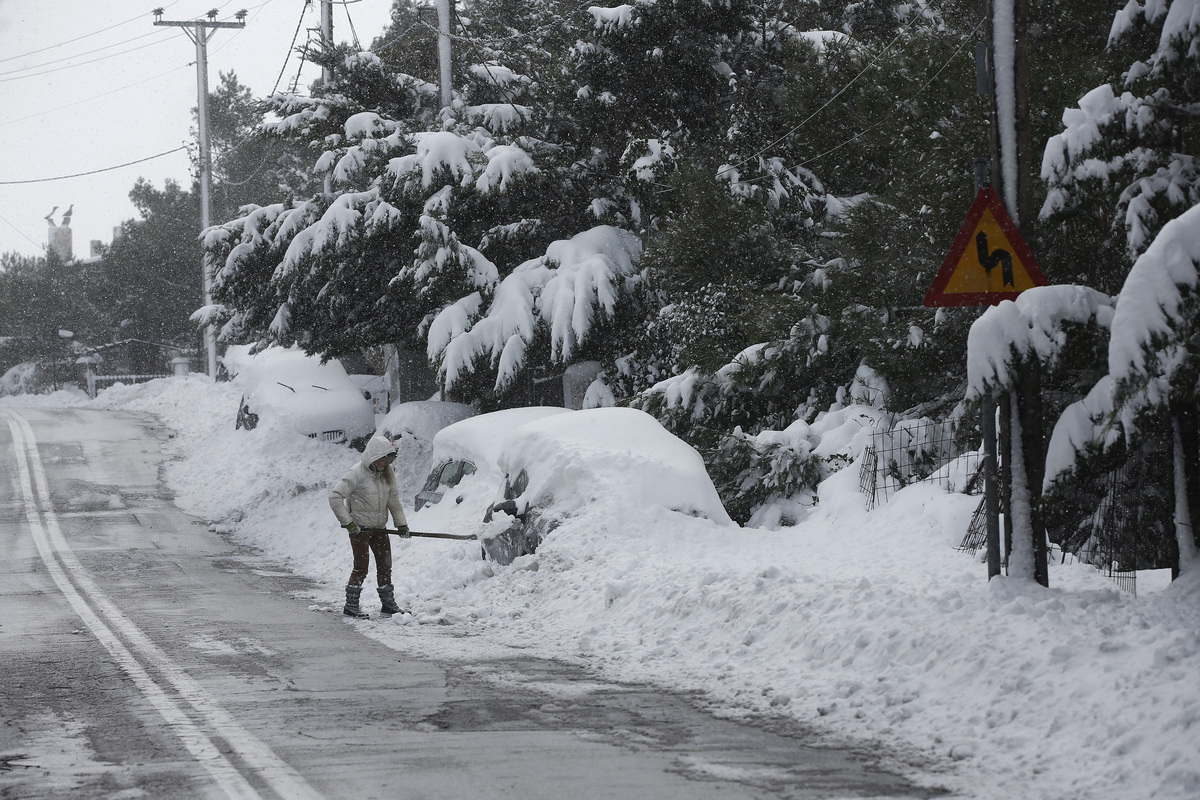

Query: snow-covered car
375,400,479,494
482,407,733,563
348,373,390,415
224,345,376,450
377,400,478,446
411,407,570,513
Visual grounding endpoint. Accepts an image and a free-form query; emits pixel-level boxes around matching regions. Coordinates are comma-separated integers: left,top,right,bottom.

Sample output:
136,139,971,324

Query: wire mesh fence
957,497,988,555
957,459,1176,595
859,417,983,510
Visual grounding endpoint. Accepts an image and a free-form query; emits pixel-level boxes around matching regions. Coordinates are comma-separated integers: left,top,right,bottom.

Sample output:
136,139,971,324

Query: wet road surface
0,406,946,799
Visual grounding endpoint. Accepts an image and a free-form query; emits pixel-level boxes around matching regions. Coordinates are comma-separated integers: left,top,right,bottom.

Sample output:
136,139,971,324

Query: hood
361,435,397,467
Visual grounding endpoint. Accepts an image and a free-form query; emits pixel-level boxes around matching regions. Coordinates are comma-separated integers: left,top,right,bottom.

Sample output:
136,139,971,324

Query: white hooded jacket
328,436,409,530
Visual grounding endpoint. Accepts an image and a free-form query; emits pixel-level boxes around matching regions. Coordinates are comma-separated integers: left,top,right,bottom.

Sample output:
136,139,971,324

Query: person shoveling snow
328,435,410,619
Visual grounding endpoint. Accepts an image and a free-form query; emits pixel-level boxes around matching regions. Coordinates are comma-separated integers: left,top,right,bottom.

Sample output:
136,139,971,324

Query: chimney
49,225,72,261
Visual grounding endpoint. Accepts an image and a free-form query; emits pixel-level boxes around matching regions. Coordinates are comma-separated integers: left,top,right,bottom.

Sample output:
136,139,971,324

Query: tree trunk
1171,411,1200,575
1019,361,1048,586
1005,364,1049,586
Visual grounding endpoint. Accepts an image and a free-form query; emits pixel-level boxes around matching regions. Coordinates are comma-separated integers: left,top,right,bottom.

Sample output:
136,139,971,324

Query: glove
396,524,410,538
344,522,361,535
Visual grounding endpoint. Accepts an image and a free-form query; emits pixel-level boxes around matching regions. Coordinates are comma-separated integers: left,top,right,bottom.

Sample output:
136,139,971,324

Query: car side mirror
455,495,464,505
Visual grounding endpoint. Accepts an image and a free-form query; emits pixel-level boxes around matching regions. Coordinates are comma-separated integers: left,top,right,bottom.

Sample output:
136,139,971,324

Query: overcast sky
0,0,395,260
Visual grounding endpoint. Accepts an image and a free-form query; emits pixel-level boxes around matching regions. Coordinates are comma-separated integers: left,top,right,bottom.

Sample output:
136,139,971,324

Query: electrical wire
0,147,189,185
272,0,311,95
0,29,173,79
208,0,280,59
793,16,985,171
716,25,920,179
342,1,362,50
719,13,987,190
0,210,44,249
0,63,192,129
0,34,179,84
453,9,527,121
0,1,182,64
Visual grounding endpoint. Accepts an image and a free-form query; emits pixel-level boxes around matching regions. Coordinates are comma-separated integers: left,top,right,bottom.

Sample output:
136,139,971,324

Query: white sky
0,0,396,260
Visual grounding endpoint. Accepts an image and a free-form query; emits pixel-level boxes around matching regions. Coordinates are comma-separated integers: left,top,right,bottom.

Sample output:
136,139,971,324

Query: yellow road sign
925,186,1047,307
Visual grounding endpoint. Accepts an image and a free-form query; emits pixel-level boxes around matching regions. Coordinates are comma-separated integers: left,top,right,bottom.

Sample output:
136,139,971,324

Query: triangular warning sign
924,185,1048,307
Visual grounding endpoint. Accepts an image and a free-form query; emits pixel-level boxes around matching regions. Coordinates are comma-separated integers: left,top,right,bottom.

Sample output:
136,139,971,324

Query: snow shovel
361,526,476,541
362,526,522,566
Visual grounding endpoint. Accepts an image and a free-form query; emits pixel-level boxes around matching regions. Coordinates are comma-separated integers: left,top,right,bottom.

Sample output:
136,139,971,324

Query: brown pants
348,531,392,587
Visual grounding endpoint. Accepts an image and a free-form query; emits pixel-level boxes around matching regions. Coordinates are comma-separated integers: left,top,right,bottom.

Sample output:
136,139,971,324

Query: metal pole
321,0,333,84
435,0,453,111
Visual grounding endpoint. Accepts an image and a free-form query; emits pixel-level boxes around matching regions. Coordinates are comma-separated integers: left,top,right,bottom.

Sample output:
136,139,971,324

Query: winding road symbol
975,231,1014,287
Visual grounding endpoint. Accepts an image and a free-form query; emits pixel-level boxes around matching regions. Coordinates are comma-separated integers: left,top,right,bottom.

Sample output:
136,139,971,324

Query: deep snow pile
5,376,1199,800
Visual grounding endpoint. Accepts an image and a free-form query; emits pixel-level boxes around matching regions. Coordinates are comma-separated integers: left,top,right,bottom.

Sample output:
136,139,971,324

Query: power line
0,28,172,79
208,0,278,59
272,0,311,95
0,210,44,250
0,1,182,64
342,0,362,50
0,63,192,129
713,14,986,194
793,16,985,171
0,33,179,84
716,25,918,179
0,147,188,186
453,9,528,124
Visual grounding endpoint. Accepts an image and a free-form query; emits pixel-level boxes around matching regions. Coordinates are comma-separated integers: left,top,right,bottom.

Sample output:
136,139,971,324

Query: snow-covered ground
7,376,1198,800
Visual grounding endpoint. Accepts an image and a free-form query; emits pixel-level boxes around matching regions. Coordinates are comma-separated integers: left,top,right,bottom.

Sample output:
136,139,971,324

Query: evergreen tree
1041,0,1200,274
97,179,204,347
0,250,106,387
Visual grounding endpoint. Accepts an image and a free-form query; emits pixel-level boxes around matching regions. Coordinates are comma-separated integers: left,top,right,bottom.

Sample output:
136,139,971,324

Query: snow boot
343,585,369,619
378,584,403,618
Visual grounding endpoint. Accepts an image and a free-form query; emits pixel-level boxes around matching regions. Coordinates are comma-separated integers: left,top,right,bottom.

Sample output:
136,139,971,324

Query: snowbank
7,377,1199,800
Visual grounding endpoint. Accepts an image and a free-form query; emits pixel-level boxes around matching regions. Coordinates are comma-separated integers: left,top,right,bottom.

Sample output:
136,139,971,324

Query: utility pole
320,0,333,85
987,0,1034,229
435,0,454,111
153,7,247,379
983,0,1047,586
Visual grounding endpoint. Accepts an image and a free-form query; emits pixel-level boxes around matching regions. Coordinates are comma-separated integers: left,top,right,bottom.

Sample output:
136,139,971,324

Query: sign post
927,185,1047,581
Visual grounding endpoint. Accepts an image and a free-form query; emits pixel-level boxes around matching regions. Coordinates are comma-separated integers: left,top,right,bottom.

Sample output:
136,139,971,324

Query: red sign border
924,185,1048,307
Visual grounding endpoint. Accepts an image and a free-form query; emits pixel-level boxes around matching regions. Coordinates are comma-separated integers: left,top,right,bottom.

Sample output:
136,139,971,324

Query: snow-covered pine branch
428,225,643,392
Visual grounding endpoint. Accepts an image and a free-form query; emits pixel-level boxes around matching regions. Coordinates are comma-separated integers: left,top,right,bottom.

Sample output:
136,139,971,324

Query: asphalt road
0,406,943,800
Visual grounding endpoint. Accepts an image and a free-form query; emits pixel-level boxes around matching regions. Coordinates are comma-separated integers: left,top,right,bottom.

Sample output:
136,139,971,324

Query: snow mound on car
497,406,733,526
434,406,570,468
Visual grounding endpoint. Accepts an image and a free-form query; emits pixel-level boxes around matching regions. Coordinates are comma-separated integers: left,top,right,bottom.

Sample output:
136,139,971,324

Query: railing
859,417,982,510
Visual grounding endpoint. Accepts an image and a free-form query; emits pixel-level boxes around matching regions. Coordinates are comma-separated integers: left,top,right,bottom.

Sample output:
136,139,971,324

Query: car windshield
503,469,528,500
442,461,476,488
422,460,478,493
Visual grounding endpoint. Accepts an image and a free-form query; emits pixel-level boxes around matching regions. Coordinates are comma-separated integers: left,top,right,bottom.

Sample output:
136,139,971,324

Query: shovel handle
361,527,476,541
